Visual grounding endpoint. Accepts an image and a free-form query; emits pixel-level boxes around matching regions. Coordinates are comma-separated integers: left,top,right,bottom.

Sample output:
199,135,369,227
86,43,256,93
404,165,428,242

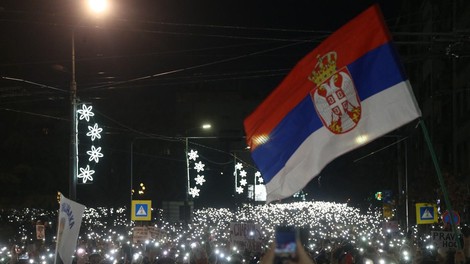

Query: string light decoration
76,104,104,184
187,149,206,198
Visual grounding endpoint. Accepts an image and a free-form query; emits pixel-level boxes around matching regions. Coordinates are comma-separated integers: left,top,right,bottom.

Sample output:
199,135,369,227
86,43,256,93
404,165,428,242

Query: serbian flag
244,5,421,203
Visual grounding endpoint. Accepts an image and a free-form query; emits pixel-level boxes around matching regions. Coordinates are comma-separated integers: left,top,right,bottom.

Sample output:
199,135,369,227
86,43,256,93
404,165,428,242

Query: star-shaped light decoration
235,162,243,171
239,170,247,177
87,145,104,163
188,149,199,161
77,104,95,122
78,165,95,183
189,187,200,197
240,178,247,186
257,177,264,184
236,187,244,194
194,161,205,172
195,175,206,185
255,171,261,177
86,123,103,141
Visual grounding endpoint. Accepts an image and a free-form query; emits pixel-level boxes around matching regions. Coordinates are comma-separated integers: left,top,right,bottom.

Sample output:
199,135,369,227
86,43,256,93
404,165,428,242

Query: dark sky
0,0,411,209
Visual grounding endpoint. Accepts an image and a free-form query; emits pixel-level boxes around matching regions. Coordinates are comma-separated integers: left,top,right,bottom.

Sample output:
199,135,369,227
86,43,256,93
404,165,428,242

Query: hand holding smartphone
275,226,297,260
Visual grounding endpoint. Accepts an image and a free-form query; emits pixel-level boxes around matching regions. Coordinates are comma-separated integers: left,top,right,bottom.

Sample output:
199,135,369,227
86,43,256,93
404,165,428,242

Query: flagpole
419,119,461,249
54,193,62,264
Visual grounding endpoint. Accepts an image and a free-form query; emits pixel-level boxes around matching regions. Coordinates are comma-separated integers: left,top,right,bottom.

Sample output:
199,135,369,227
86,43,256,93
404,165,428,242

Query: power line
81,39,313,91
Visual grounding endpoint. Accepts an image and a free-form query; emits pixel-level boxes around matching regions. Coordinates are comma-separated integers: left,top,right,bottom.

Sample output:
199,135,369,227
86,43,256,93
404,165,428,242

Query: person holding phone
261,226,316,264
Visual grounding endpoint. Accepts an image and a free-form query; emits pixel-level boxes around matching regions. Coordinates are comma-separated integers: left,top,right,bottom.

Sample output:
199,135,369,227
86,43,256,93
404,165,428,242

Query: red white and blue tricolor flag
244,5,421,203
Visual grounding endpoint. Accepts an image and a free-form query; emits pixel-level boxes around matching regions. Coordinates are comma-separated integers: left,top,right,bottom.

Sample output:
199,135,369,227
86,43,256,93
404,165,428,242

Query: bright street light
87,0,109,14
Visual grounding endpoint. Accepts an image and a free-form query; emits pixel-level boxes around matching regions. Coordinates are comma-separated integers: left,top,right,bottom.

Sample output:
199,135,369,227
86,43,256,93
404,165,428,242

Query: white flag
55,194,86,264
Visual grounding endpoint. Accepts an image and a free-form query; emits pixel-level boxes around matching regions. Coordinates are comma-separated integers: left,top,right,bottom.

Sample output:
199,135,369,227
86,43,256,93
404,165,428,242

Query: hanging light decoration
76,103,104,184
234,161,264,195
188,149,207,198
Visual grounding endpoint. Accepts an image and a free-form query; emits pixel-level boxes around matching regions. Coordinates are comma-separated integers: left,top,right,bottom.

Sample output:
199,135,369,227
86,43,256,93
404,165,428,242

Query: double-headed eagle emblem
309,52,361,134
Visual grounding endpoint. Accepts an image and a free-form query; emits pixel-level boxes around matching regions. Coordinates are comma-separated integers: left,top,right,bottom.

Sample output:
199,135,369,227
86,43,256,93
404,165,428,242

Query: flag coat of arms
244,5,421,203
55,194,86,264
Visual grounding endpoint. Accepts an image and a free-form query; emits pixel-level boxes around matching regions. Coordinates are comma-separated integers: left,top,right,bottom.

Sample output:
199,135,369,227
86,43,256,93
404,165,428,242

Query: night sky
0,0,413,209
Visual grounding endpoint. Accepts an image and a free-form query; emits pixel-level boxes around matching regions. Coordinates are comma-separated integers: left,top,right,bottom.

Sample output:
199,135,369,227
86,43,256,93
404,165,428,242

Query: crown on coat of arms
308,51,337,86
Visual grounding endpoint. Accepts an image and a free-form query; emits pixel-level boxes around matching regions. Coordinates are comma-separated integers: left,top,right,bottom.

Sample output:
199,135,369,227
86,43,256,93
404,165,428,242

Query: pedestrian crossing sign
415,203,438,224
132,200,152,221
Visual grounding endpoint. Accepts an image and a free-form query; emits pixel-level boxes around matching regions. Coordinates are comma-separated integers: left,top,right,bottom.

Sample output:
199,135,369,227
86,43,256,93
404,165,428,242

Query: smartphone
275,226,297,259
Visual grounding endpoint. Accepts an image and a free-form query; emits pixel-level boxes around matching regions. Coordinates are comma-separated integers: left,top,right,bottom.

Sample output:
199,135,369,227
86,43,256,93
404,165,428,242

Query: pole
185,137,190,202
404,140,409,233
129,139,135,264
184,137,191,223
130,139,135,217
419,119,461,249
69,30,78,201
233,154,237,193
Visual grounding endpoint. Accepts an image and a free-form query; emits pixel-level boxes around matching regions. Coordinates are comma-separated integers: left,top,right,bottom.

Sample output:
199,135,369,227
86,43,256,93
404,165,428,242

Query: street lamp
69,0,109,201
87,0,109,14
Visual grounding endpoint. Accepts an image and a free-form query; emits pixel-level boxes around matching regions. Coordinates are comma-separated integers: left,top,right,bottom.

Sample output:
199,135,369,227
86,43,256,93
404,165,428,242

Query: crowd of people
0,201,468,264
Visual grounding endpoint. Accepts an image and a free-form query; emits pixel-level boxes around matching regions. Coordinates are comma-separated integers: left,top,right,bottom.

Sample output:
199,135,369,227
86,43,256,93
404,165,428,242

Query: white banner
230,223,263,252
133,226,166,243
55,194,86,264
133,227,150,243
431,231,459,250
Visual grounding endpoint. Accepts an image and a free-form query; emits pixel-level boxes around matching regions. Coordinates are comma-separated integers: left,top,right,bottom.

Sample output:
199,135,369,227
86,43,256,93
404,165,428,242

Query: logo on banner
309,52,361,134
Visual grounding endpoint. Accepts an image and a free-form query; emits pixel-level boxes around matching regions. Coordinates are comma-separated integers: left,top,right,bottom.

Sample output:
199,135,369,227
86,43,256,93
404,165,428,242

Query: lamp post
185,137,190,202
69,30,78,200
181,123,213,223
130,137,159,213
184,123,212,202
130,125,212,222
68,0,109,201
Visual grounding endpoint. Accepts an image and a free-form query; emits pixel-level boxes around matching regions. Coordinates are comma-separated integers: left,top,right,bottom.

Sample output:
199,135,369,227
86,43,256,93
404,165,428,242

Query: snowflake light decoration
187,148,207,198
195,175,206,185
86,123,103,141
78,165,95,183
240,178,247,186
255,171,264,184
234,161,264,195
77,104,95,122
188,150,199,161
194,161,205,172
235,162,243,170
86,145,104,163
189,187,200,198
77,103,104,184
